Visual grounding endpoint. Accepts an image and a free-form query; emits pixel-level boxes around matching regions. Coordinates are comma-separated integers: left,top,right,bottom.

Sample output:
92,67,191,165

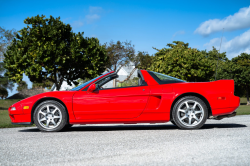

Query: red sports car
8,70,240,132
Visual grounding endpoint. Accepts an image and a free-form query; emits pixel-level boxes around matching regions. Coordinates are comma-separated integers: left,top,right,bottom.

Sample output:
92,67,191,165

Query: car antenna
215,28,224,81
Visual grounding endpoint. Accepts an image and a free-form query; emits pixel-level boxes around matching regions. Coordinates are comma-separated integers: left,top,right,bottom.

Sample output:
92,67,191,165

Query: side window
117,77,139,87
98,74,140,89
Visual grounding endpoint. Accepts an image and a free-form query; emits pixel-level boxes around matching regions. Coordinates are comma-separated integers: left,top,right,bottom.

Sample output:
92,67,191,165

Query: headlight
11,107,16,111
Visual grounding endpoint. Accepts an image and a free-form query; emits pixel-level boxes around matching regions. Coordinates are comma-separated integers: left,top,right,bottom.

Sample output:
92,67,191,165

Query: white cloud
86,14,100,24
204,29,250,59
89,6,103,14
195,6,250,36
71,6,103,29
172,30,185,39
72,20,84,29
86,6,103,24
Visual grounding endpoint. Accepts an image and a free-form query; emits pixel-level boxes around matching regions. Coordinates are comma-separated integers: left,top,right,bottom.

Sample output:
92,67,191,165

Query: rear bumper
212,95,240,116
214,112,236,120
212,106,239,116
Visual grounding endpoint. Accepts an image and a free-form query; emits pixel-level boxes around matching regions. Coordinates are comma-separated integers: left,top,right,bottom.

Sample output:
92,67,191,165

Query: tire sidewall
33,100,67,132
172,96,208,130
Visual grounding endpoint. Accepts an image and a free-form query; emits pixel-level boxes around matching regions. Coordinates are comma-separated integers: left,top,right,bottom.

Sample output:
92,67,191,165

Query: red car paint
8,70,240,125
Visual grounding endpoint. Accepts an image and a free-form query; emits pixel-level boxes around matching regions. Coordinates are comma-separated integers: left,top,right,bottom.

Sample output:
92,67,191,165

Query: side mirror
87,83,96,93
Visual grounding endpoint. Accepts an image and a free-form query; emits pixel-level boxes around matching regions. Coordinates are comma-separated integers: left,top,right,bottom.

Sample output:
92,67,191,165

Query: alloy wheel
37,104,62,129
177,100,204,127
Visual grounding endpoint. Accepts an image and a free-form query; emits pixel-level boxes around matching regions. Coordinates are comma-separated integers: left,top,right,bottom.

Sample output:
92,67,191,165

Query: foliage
216,53,250,104
201,47,228,81
4,15,109,90
0,27,17,61
17,81,28,91
150,41,214,82
0,87,8,99
105,40,135,72
231,53,250,104
0,60,4,75
0,62,14,92
135,51,154,70
0,27,16,95
32,80,53,89
0,88,8,99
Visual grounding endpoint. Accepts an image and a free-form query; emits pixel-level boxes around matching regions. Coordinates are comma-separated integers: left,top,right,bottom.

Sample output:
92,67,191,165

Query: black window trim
147,71,185,85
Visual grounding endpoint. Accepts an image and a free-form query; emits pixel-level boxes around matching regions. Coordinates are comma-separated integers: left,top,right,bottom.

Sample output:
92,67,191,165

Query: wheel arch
170,92,212,120
31,97,69,123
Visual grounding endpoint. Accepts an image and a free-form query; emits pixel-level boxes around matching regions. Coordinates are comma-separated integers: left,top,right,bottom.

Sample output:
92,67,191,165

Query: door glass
96,74,140,89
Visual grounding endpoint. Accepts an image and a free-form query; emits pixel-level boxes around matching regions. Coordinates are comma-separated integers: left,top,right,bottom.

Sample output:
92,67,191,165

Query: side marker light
217,97,226,100
23,106,29,109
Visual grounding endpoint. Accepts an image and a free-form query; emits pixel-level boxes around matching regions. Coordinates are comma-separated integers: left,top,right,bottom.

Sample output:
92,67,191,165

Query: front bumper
9,103,32,124
9,113,32,124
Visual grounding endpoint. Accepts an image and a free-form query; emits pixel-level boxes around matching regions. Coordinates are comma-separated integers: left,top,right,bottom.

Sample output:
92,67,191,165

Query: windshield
70,73,109,91
151,71,186,82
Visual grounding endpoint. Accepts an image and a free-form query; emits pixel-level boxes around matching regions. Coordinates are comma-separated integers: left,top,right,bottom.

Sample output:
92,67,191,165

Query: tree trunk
113,79,116,88
56,78,64,91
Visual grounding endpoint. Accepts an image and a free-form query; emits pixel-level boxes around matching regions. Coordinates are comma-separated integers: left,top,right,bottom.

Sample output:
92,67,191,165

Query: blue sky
1,0,250,97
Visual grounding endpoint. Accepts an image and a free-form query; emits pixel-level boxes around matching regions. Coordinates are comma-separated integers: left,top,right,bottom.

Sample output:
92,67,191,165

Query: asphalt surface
0,115,250,166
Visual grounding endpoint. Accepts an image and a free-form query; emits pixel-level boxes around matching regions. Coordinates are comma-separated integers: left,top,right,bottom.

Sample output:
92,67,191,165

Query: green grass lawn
0,98,249,128
237,97,250,115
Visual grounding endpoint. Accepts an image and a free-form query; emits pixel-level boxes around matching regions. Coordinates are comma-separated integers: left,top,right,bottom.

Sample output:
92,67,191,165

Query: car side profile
8,70,240,132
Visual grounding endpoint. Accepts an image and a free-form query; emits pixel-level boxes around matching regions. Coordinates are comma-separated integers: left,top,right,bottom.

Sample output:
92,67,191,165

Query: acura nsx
8,70,240,132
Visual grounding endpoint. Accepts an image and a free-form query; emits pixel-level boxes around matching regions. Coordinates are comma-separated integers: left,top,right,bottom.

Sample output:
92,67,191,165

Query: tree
0,27,17,61
32,80,53,89
105,40,135,72
0,27,16,97
0,62,14,91
17,81,28,92
201,47,228,81
0,87,8,99
231,53,250,105
105,41,135,86
136,51,154,70
150,41,214,82
4,15,109,90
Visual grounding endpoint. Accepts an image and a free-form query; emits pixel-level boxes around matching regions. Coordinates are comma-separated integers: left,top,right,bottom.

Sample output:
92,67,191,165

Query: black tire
172,96,208,130
170,120,177,126
62,124,73,130
33,100,68,132
65,124,73,128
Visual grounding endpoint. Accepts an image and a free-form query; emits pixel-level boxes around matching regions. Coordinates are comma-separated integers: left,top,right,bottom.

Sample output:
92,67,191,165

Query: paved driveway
0,115,250,166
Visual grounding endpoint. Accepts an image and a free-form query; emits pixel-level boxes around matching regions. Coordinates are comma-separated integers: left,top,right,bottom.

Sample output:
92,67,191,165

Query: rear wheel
34,100,67,132
172,96,208,130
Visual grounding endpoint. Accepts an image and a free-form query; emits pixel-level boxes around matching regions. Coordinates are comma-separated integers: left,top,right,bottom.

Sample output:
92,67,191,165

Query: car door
73,85,150,120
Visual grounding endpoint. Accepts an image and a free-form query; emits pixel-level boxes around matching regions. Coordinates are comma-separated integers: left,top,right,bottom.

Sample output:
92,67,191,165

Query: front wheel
33,100,68,132
172,96,208,130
